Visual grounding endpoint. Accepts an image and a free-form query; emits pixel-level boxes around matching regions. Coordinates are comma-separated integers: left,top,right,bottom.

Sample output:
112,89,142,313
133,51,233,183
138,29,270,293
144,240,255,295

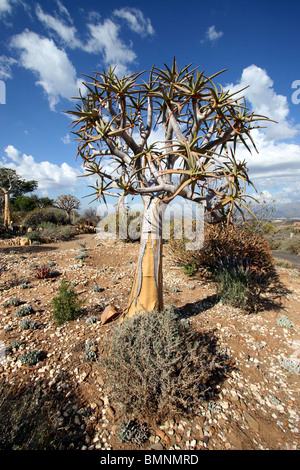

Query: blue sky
0,0,300,216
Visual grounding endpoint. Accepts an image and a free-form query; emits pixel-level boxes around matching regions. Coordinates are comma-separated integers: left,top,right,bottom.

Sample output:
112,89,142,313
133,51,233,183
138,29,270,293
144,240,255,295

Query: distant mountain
273,203,300,219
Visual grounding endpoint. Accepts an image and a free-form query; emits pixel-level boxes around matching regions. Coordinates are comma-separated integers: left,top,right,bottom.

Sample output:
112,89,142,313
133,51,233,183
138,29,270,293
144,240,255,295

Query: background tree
0,168,38,227
67,59,270,319
55,194,80,221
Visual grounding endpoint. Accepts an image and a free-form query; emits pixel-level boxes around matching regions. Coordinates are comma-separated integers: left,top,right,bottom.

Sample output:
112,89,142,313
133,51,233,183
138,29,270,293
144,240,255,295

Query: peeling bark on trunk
3,192,12,227
124,196,166,319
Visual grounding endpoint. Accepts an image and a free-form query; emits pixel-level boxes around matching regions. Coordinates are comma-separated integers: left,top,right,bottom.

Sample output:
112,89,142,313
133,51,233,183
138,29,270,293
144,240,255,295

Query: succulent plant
75,252,88,260
15,303,33,317
20,318,38,330
19,350,42,366
276,315,293,329
91,284,104,292
86,316,99,325
117,419,150,445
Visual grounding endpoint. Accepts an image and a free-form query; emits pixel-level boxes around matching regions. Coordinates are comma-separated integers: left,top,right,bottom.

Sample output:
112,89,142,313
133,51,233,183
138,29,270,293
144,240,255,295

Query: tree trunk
3,191,12,227
124,196,166,319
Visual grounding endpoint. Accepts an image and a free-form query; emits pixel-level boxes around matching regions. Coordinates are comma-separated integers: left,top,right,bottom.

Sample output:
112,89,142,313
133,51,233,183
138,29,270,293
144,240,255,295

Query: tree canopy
66,59,271,223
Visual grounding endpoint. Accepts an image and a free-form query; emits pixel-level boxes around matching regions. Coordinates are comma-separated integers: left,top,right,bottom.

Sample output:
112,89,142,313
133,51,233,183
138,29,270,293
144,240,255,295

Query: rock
20,237,31,246
150,443,164,450
100,305,120,324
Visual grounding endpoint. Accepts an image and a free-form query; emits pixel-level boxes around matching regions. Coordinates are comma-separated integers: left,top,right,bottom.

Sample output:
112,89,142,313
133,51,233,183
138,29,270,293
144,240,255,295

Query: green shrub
214,267,249,308
170,224,276,311
101,306,231,420
51,281,83,325
22,208,68,229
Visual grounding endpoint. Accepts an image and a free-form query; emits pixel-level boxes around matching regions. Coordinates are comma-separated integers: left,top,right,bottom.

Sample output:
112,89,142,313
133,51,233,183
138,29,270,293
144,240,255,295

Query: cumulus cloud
202,25,223,43
84,19,136,75
224,65,300,210
61,133,71,144
2,144,82,190
35,4,81,49
113,7,155,37
0,0,13,15
10,30,84,110
226,65,298,141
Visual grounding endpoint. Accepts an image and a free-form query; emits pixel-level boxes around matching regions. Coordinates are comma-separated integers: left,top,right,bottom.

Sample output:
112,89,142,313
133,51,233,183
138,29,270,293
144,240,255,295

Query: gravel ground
0,234,299,451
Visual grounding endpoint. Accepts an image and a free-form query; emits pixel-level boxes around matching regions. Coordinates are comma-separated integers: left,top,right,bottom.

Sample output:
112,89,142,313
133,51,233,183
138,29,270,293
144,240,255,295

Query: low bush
101,306,231,420
170,224,276,311
22,208,69,229
51,281,83,325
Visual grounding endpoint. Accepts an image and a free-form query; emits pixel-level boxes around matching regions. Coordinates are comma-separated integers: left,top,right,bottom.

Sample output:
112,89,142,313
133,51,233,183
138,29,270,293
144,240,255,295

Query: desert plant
83,339,97,362
51,280,83,325
3,297,21,307
86,316,99,325
276,315,293,329
15,304,33,317
170,224,276,311
117,419,150,446
67,59,270,320
22,207,68,229
19,350,42,366
35,264,51,279
6,340,22,353
91,284,104,292
101,306,231,420
19,318,38,330
75,252,88,260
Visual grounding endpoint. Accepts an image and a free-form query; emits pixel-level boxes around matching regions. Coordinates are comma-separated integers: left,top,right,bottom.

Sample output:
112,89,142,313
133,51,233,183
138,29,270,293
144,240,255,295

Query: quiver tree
55,194,80,221
0,168,38,227
66,59,270,319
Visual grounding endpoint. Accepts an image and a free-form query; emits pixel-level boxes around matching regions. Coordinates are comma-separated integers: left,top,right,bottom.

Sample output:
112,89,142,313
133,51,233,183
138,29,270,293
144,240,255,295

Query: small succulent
9,297,21,306
280,358,300,374
91,284,104,292
19,350,43,366
83,339,97,361
15,303,33,317
6,340,22,353
276,315,293,329
75,252,88,260
47,261,56,267
20,318,38,330
86,316,99,325
117,419,150,446
19,279,31,289
35,264,51,279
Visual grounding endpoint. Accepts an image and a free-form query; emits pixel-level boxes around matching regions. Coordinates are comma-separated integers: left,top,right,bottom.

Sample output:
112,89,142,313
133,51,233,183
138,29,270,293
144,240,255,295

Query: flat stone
100,305,120,324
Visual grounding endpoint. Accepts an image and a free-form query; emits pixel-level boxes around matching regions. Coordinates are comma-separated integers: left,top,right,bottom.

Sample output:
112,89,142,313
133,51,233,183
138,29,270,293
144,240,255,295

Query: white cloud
84,19,136,75
61,133,71,144
10,30,83,110
0,55,16,79
113,7,155,37
226,65,298,141
55,0,73,24
206,25,223,42
223,65,300,209
35,4,81,49
2,144,82,190
0,0,13,15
